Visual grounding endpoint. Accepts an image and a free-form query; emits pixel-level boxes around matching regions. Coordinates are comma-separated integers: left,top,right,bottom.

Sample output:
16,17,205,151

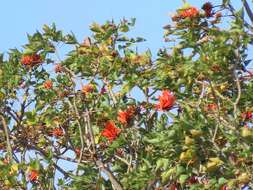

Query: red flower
118,111,130,124
220,185,229,190
202,2,213,17
28,170,39,182
75,148,81,157
101,121,121,142
21,54,42,66
3,158,9,165
207,103,217,111
117,106,135,125
52,128,64,137
169,183,179,190
54,64,63,73
180,7,199,19
100,86,107,94
156,90,176,111
82,84,94,95
115,148,124,157
172,15,180,22
187,176,198,185
43,80,53,90
242,111,252,120
0,143,5,150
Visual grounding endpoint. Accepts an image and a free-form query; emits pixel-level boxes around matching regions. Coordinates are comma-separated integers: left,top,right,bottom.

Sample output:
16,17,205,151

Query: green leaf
235,7,244,19
23,48,36,54
179,174,189,185
129,18,136,26
182,2,191,9
0,53,3,63
222,0,230,6
161,168,175,183
155,158,169,171
218,177,227,185
176,165,185,176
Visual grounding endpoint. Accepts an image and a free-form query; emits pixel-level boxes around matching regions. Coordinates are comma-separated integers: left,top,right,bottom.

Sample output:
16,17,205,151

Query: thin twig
197,81,207,108
233,50,242,120
103,78,117,106
0,114,13,161
27,145,69,178
114,155,131,167
84,108,96,153
233,72,241,119
209,81,221,142
96,160,124,190
83,104,123,189
242,0,253,24
67,100,85,174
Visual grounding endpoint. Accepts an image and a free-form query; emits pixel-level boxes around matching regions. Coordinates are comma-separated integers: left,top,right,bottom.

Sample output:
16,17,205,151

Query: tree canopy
1,1,253,189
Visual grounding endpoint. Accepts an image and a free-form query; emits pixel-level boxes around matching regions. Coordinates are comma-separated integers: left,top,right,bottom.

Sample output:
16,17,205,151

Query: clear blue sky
0,0,241,53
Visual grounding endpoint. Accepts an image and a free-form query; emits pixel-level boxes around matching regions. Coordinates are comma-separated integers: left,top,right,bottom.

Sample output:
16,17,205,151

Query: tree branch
242,0,253,24
95,160,124,190
0,114,13,161
27,145,70,178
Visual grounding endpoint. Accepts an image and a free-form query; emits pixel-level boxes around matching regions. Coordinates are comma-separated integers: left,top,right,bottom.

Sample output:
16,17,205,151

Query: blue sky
0,0,241,53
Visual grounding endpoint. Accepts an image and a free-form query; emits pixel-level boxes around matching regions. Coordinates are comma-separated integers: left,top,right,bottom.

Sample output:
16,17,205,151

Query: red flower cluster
100,86,107,94
180,7,199,19
207,103,217,111
75,148,81,157
21,54,42,66
0,143,4,150
3,158,9,165
54,64,63,73
51,128,64,137
202,2,213,17
220,185,229,190
117,106,135,125
169,183,179,190
156,90,176,111
187,176,198,185
115,148,124,157
43,80,53,90
242,111,252,120
28,170,39,182
101,121,121,142
82,84,94,95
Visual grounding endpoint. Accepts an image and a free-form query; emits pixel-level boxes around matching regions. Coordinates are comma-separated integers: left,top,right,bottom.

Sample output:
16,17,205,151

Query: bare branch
242,0,253,24
103,78,117,106
0,114,13,161
27,145,70,178
95,160,124,190
67,100,85,173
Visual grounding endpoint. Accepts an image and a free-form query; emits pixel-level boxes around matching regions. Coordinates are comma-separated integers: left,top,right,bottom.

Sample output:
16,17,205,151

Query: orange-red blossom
101,121,121,142
242,111,252,120
207,103,218,111
156,90,176,111
21,54,42,66
82,84,94,95
180,7,199,19
202,2,213,17
54,64,63,73
75,148,81,157
51,128,64,137
117,106,136,125
43,80,53,90
28,170,39,182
